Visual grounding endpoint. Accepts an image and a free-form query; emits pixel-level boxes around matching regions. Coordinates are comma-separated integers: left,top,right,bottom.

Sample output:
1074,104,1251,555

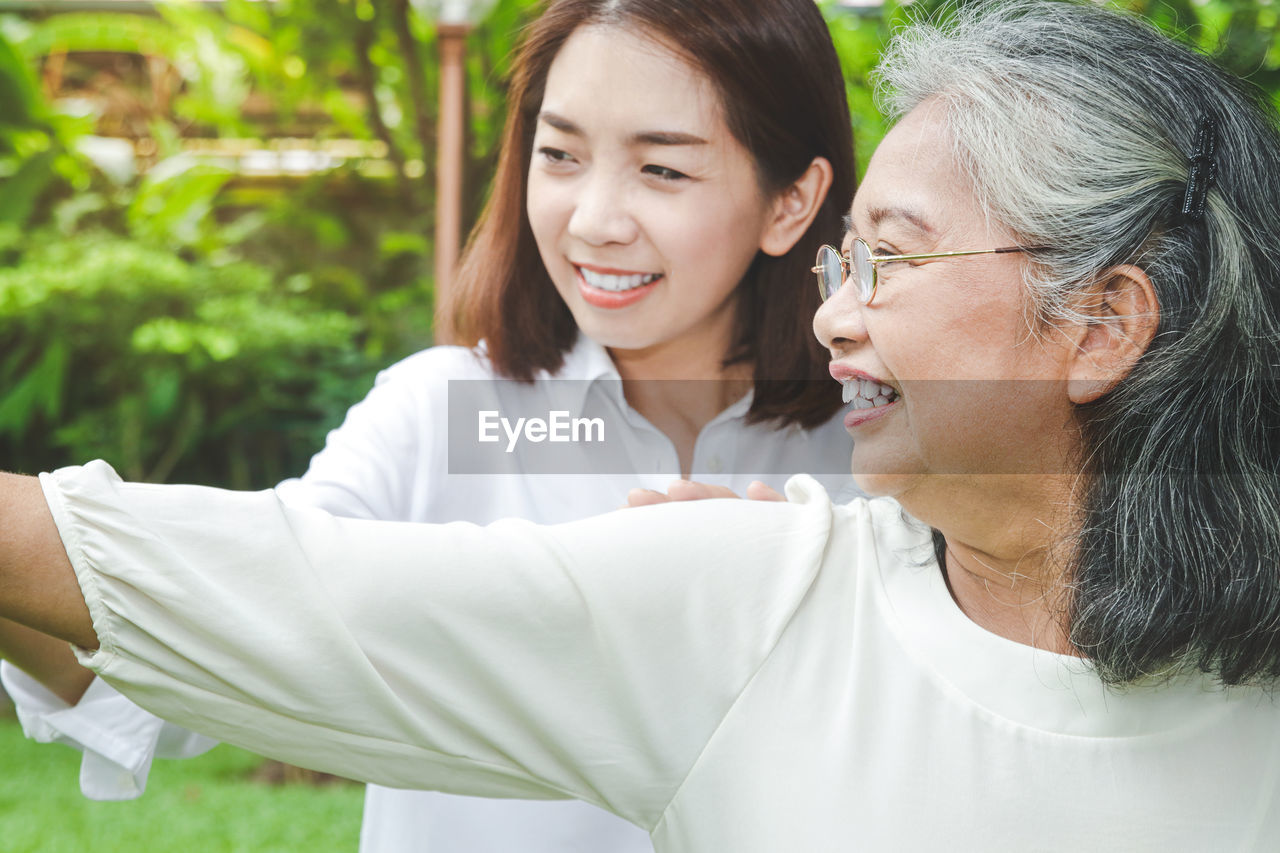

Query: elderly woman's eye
873,246,907,266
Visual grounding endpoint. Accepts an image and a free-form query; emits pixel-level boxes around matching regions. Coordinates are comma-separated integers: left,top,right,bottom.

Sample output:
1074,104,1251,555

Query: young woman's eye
641,164,691,182
536,146,576,166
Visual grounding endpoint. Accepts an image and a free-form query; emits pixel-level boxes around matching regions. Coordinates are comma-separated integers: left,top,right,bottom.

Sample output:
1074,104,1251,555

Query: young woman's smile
574,262,663,308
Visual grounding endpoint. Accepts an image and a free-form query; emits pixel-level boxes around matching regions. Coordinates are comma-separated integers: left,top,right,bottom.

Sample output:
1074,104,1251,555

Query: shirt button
706,456,723,474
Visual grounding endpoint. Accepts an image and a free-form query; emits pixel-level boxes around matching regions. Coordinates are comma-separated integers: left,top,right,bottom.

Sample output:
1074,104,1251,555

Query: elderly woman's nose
567,174,638,246
813,276,869,353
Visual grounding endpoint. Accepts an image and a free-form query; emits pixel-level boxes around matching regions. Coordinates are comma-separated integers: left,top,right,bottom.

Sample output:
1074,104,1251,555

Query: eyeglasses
812,239,1038,305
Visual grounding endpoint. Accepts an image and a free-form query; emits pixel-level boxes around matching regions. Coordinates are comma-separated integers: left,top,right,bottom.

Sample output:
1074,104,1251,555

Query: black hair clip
1180,115,1218,223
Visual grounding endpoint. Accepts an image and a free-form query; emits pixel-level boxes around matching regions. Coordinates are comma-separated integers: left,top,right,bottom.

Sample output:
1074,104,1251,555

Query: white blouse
40,461,1280,853
4,335,860,852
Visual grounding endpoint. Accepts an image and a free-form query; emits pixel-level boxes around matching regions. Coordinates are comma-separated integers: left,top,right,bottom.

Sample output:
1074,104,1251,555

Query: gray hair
877,0,1280,684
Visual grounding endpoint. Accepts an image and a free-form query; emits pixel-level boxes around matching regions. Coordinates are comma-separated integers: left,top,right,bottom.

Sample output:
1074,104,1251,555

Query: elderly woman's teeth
842,378,898,407
580,269,662,292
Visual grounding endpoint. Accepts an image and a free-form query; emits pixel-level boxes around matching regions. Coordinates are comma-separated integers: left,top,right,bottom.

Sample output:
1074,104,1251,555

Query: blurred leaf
0,339,67,436
20,13,183,58
0,28,40,127
127,155,234,248
0,148,58,226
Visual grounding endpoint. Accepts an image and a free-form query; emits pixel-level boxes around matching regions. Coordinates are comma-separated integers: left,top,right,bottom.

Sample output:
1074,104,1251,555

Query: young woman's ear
1066,264,1160,404
759,157,835,257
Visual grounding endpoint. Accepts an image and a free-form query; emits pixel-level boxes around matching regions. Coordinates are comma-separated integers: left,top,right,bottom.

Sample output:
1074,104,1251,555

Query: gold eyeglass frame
812,239,1037,305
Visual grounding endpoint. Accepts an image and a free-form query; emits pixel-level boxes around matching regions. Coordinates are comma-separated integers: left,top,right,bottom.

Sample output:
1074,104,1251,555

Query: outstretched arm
0,473,95,650
2,461,835,822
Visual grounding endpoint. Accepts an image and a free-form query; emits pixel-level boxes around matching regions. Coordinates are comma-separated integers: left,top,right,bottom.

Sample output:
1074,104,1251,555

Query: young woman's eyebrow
627,130,708,147
536,112,706,148
537,111,582,135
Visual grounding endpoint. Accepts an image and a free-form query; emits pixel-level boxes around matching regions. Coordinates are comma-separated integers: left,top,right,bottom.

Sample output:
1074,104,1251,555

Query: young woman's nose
567,172,638,246
813,275,870,355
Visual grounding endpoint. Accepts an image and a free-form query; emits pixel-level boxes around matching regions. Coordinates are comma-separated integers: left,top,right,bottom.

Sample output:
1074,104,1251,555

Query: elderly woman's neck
941,537,1077,656
912,474,1081,655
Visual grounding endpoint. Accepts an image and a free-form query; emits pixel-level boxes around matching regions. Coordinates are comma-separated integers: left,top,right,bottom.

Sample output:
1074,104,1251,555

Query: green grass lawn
0,703,362,852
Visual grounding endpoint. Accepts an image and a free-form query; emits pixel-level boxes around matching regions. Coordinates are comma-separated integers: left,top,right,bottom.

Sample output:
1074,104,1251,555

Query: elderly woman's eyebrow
866,205,934,235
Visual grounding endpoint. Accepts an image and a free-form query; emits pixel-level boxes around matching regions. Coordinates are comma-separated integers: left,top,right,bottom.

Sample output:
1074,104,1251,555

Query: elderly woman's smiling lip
830,363,900,429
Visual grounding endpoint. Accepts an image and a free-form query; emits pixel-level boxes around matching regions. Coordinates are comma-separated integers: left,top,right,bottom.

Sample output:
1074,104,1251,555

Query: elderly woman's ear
1064,265,1161,404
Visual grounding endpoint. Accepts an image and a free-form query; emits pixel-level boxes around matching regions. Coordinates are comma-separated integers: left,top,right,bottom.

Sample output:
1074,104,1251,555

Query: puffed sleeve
41,460,834,830
3,349,461,800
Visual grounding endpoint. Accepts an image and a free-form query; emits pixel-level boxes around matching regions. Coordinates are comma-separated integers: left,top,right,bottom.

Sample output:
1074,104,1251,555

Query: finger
666,480,741,502
745,481,786,502
625,488,671,508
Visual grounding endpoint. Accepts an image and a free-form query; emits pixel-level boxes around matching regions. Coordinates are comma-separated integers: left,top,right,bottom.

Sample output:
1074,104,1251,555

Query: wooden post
433,22,470,344
41,49,66,100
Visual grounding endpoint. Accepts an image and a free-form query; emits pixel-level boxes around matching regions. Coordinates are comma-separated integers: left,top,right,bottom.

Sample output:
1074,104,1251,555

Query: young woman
0,1,857,851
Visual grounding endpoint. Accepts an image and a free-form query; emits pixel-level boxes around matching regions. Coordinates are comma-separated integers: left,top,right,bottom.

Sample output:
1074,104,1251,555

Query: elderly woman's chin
846,444,928,499
847,427,1077,508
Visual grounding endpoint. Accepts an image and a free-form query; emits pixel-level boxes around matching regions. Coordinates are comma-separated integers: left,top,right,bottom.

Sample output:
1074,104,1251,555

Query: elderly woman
2,1,1279,849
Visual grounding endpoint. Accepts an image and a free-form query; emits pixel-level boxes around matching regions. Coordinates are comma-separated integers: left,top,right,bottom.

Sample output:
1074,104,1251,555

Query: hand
626,479,785,507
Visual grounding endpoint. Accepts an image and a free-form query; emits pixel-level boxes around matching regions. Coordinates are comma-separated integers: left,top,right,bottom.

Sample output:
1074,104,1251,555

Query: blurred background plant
0,0,1276,488
0,0,540,486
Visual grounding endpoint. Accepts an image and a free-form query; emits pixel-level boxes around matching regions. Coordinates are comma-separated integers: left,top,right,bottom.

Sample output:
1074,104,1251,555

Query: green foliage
1122,0,1280,107
0,231,376,488
0,22,90,239
820,0,918,178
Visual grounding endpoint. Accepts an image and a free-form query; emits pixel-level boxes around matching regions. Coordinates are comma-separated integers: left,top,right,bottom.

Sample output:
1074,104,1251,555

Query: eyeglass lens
851,240,876,304
816,242,877,304
816,245,844,301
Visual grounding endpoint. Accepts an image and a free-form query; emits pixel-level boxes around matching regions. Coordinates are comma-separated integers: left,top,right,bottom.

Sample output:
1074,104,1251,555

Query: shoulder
354,345,507,417
376,344,499,385
785,476,931,561
375,339,587,390
550,480,842,609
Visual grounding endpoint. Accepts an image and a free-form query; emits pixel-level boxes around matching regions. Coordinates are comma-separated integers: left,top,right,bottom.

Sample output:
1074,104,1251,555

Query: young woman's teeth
842,378,898,409
580,269,661,292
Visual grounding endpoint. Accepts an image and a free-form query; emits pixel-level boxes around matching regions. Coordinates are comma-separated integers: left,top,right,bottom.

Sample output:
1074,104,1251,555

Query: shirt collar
548,334,756,427
547,333,623,414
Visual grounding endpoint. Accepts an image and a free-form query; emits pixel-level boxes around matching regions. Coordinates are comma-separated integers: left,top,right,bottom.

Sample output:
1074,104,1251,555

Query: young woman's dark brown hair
446,0,855,428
